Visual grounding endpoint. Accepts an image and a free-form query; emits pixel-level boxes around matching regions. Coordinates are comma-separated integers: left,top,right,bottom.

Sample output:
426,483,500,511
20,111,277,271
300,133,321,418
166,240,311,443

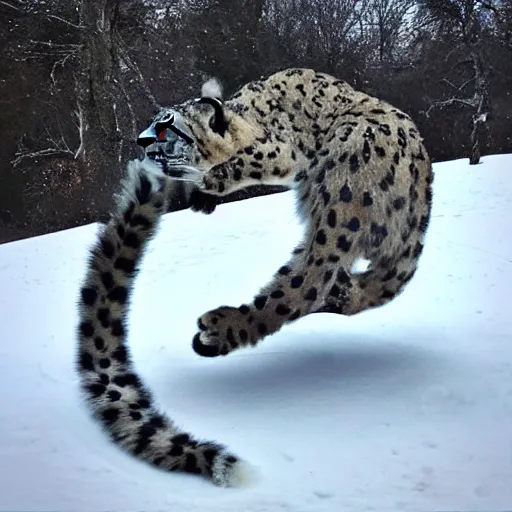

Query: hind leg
317,240,422,316
360,240,424,311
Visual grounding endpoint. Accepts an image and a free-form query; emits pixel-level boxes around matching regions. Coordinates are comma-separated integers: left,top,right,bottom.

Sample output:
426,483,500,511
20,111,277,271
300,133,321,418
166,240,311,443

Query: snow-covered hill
1,154,511,512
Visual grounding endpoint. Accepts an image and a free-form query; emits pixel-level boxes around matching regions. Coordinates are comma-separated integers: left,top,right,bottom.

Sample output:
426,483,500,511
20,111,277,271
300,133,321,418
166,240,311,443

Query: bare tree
302,0,368,69
74,0,124,214
2,0,81,169
183,0,266,89
258,0,369,82
363,0,418,65
74,0,160,218
421,0,495,164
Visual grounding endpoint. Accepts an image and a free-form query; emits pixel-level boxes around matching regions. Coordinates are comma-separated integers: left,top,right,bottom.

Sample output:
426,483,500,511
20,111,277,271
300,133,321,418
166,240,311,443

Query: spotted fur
77,158,253,487
147,68,434,357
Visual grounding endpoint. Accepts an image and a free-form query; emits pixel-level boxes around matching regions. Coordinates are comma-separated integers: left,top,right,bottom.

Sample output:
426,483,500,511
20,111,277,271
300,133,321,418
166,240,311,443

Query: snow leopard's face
137,109,195,173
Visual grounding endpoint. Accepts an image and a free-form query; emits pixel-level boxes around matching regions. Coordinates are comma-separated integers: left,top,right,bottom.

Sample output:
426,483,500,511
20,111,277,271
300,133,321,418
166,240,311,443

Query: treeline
0,0,511,243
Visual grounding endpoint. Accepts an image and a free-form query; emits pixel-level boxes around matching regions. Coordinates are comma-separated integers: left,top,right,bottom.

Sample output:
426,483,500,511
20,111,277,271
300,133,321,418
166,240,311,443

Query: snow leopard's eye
155,116,175,140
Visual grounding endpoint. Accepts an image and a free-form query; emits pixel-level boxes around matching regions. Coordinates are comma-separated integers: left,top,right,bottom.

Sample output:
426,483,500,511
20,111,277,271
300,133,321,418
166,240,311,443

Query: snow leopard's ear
201,78,223,100
196,97,228,136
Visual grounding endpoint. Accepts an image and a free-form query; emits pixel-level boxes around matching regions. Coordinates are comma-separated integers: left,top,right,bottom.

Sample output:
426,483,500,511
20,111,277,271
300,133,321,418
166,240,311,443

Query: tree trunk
75,0,123,221
470,114,483,165
468,49,490,165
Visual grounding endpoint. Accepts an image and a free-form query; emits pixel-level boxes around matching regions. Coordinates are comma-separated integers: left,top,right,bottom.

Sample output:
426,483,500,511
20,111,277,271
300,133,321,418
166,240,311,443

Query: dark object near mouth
145,150,166,163
145,147,192,177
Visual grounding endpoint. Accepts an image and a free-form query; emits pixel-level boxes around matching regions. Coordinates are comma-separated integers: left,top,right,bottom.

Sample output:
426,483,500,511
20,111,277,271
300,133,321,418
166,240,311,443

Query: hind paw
192,306,255,357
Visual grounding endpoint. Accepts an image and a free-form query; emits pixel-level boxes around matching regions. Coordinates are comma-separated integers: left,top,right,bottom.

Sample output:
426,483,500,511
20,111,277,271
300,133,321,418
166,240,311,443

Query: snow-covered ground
1,154,511,512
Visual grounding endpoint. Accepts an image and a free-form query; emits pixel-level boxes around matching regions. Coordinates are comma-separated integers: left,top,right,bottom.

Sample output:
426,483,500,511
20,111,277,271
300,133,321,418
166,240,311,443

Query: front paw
188,189,218,214
192,306,255,357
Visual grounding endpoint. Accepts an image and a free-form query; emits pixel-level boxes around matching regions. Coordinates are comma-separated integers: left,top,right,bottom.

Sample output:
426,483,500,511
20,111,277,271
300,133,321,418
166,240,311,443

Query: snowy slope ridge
76,159,253,487
0,154,511,512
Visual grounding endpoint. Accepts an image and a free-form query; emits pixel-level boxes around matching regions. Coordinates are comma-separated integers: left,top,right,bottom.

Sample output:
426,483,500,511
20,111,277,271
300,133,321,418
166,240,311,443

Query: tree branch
442,76,475,92
424,96,477,117
11,147,74,168
50,52,76,86
46,13,84,29
74,106,85,160
118,37,159,109
118,78,138,141
0,0,22,12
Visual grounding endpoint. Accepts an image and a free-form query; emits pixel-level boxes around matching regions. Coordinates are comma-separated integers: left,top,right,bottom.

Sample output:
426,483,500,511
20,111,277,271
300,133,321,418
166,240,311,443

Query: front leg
202,139,299,195
192,271,307,358
199,156,285,196
192,230,325,357
166,138,298,197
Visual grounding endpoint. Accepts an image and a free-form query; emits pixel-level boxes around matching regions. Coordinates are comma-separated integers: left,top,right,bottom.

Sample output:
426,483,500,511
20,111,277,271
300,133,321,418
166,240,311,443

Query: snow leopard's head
136,108,195,174
136,76,260,178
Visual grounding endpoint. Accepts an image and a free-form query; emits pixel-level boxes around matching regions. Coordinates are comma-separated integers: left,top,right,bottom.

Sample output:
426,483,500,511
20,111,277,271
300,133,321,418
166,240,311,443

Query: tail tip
212,456,259,488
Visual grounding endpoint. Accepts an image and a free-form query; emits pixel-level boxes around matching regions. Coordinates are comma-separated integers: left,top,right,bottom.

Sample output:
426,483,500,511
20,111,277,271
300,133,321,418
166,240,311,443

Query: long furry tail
77,158,253,487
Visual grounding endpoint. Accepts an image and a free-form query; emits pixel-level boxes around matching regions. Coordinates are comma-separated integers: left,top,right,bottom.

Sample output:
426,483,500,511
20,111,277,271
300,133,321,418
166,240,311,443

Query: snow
1,154,512,511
